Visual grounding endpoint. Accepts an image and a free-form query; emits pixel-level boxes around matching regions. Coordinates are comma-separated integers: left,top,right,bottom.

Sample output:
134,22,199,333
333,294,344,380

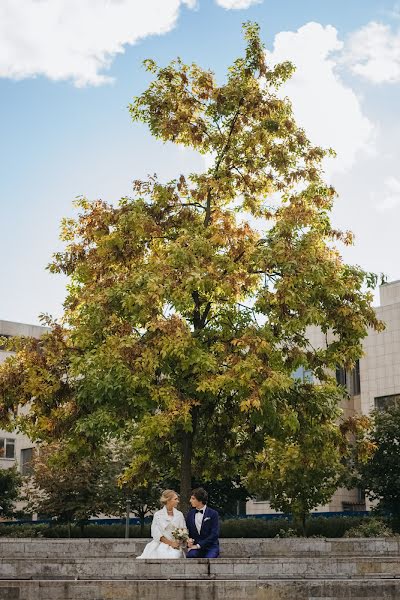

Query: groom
186,487,220,558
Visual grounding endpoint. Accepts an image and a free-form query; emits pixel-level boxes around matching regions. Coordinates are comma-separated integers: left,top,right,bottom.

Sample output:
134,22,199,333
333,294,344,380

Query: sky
1,0,400,325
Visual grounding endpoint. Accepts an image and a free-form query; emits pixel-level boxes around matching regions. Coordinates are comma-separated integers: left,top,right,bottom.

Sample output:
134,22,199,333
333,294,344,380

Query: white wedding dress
137,506,186,559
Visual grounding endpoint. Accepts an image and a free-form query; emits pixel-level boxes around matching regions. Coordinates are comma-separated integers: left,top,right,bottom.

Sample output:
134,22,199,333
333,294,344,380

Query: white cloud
0,0,264,87
343,22,400,84
266,22,375,176
376,176,400,212
0,0,201,87
215,0,262,8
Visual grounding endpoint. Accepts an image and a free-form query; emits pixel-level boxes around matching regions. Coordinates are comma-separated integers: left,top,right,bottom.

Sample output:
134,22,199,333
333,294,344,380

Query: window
374,394,400,411
349,361,361,396
292,366,313,383
0,437,15,459
336,367,347,388
336,360,360,396
20,447,34,475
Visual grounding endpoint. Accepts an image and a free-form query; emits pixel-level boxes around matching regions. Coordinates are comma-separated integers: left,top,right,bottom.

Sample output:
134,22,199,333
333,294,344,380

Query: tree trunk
179,430,193,515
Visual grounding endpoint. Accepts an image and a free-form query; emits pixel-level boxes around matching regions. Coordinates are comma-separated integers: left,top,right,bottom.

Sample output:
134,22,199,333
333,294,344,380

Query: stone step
0,557,399,580
1,537,399,559
1,578,400,600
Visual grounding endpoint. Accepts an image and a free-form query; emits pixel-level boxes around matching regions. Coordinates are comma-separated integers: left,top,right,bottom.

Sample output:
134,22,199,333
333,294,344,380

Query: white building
247,280,400,515
0,320,49,479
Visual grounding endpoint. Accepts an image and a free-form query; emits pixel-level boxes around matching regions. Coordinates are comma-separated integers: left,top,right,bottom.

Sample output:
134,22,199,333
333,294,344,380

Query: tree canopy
0,23,383,513
358,404,400,526
0,465,22,518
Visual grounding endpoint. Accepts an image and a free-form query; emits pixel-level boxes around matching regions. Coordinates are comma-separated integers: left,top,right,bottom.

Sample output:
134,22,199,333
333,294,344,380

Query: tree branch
204,98,244,227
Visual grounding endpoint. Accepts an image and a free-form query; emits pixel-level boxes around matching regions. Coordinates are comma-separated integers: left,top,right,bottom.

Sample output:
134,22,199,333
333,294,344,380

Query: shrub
220,518,290,538
219,516,386,538
305,516,366,538
275,527,298,538
0,524,46,538
0,522,151,538
0,515,393,538
344,518,394,538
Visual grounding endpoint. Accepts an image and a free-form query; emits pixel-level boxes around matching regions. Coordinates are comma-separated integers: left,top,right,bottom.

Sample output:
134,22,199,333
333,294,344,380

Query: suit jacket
186,506,219,551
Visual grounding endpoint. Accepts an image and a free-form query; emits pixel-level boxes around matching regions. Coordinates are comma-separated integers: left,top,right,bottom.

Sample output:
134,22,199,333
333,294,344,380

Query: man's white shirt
195,506,206,535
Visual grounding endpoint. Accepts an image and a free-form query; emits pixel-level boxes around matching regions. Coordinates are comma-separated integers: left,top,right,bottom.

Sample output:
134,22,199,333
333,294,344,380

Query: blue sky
1,0,400,324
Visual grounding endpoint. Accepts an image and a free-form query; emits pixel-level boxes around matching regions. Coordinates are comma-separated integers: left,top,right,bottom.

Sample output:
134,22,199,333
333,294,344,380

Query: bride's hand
170,540,180,549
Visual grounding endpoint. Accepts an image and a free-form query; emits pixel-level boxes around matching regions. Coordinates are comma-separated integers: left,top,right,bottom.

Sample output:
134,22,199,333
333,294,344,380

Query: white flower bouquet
171,527,189,545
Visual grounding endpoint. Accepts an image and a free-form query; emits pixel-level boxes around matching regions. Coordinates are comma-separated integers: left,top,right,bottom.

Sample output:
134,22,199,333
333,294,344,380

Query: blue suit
186,506,220,558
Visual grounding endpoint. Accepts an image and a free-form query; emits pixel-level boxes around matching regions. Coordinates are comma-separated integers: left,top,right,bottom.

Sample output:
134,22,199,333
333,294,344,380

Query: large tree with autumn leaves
0,23,382,515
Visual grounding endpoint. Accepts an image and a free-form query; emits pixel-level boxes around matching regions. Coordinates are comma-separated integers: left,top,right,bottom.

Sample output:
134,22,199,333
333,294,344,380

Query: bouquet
171,527,189,545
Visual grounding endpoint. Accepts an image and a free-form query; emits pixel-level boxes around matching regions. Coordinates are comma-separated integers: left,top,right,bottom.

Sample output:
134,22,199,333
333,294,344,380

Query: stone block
1,579,400,600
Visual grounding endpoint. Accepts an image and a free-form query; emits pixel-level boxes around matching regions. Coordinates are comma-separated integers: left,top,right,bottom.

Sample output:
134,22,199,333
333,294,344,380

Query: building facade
0,320,49,479
247,280,400,515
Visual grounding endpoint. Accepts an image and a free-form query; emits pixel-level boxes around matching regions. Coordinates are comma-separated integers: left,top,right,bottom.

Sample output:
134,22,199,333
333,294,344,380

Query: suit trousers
186,547,219,558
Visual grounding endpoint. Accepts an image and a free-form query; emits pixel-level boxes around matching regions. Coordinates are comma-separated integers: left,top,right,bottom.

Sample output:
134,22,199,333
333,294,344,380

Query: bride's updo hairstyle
160,489,178,506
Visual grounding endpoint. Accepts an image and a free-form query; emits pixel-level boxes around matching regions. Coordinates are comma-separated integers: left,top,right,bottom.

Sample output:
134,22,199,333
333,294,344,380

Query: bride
137,489,186,559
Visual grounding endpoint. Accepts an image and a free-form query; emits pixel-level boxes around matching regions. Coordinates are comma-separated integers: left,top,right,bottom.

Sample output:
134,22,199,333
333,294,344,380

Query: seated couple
137,487,219,559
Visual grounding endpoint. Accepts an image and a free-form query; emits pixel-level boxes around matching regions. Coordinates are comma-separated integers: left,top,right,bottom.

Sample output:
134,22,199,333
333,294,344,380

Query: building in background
247,280,400,515
0,320,49,478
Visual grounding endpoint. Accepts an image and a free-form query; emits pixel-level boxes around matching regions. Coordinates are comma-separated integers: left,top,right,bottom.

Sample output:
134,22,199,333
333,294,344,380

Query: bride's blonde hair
160,489,178,506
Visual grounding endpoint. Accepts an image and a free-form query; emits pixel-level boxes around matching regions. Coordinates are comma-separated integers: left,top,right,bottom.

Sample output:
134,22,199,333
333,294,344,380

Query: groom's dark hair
191,487,208,504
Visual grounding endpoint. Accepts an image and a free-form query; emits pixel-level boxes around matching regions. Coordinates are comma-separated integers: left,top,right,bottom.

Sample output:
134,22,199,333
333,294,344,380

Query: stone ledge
1,578,400,600
0,538,399,559
0,557,399,580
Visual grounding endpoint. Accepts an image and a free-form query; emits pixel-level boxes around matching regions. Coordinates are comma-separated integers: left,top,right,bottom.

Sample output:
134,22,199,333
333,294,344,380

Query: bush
0,522,151,538
275,528,298,538
220,516,381,538
0,515,394,539
220,518,290,538
344,518,394,538
305,516,366,538
0,524,46,538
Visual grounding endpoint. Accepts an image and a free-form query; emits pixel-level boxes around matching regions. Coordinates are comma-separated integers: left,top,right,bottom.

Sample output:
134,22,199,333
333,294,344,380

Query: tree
359,404,400,528
0,23,382,512
194,478,250,518
24,441,164,534
246,382,371,531
0,465,22,518
24,444,114,533
102,444,163,534
107,481,162,535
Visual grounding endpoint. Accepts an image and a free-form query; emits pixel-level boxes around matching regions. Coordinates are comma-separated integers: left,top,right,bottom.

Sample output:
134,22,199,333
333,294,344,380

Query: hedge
0,515,388,538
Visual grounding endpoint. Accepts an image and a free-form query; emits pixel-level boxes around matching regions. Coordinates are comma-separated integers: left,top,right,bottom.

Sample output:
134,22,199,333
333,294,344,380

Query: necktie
196,509,204,514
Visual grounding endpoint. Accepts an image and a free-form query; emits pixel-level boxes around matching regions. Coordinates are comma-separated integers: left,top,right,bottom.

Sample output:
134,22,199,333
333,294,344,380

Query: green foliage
221,516,384,538
103,446,163,532
0,23,383,514
245,383,371,527
23,441,166,533
0,515,386,538
0,465,22,517
358,405,400,522
304,516,365,538
192,478,250,517
0,522,151,538
0,524,46,538
275,527,298,538
23,443,117,524
220,518,290,538
344,518,394,538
